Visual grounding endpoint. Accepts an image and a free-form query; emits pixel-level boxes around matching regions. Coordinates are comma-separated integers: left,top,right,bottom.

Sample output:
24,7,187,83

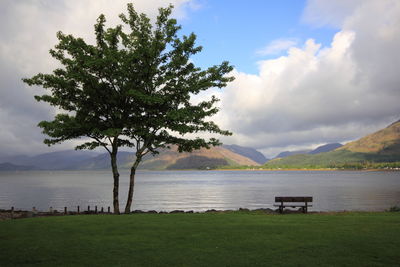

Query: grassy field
0,212,399,266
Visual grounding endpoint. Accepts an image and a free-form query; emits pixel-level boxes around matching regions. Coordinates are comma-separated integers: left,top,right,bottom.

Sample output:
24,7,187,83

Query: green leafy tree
23,4,234,214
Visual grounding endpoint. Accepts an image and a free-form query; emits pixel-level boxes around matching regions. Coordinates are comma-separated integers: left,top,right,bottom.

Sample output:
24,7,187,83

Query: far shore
1,167,400,172
214,167,400,172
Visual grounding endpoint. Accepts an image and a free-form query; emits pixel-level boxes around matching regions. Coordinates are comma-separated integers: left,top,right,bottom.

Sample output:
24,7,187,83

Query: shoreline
1,167,400,173
1,207,395,221
215,168,400,172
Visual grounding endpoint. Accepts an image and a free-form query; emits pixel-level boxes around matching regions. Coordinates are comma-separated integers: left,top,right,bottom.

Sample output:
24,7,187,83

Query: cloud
302,0,365,28
256,38,298,56
0,0,194,156
218,0,400,157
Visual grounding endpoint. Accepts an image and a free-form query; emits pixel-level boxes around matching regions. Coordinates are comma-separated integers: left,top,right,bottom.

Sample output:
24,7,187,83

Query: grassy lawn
0,212,399,266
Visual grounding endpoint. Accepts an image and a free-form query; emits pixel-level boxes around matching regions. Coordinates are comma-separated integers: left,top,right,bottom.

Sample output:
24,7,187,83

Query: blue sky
179,0,338,74
0,0,399,157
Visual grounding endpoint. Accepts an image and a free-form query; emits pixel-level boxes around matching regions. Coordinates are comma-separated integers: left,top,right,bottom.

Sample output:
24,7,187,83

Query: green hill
264,120,400,169
338,120,400,154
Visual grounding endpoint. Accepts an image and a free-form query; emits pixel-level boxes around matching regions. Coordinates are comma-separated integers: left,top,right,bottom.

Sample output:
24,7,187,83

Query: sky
0,0,399,158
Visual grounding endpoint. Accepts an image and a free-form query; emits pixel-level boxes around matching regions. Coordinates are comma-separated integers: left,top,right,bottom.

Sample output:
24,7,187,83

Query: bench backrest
275,196,312,202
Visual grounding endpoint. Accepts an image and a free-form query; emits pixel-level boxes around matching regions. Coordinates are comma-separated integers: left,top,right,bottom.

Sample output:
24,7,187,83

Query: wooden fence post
88,205,90,212
32,207,37,216
64,207,67,214
108,206,110,213
101,207,104,213
77,205,80,214
11,206,14,219
95,206,98,214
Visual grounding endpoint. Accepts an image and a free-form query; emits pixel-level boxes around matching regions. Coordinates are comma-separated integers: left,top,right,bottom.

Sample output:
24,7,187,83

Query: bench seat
274,196,313,213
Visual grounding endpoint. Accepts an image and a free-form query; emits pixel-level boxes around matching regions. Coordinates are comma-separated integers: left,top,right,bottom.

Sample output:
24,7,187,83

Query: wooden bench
274,196,313,213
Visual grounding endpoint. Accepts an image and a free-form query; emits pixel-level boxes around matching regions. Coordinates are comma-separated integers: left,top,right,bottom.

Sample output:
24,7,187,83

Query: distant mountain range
265,120,400,169
274,143,343,159
223,144,268,164
85,145,260,170
0,150,100,170
308,143,343,154
2,120,399,171
275,150,311,159
0,144,262,171
0,162,34,171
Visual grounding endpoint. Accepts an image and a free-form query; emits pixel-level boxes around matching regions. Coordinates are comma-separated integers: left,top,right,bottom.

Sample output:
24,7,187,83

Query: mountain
338,120,400,154
274,150,311,159
264,120,400,169
274,143,343,159
309,143,343,154
223,144,268,164
74,152,135,170
2,145,260,170
0,162,34,171
76,145,260,170
139,145,259,170
2,150,101,170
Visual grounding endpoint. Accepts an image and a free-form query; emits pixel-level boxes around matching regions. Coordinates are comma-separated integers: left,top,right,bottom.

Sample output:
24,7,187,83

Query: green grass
1,212,399,266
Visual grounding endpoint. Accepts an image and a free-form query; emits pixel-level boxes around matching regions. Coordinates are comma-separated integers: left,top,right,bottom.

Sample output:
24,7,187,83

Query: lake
0,170,399,212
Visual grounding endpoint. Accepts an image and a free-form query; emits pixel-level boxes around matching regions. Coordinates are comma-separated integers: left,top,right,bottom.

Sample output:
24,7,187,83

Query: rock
147,210,158,213
253,208,276,214
131,210,145,213
170,210,185,213
205,209,218,213
238,208,250,212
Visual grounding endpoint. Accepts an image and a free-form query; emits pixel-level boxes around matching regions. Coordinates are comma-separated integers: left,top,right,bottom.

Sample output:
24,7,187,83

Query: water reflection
0,170,399,212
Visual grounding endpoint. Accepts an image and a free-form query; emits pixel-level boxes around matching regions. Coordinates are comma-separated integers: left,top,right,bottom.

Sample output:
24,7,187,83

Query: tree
23,4,234,214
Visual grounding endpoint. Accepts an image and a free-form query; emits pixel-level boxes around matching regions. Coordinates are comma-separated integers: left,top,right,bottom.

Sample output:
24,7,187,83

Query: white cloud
256,38,298,56
218,0,400,158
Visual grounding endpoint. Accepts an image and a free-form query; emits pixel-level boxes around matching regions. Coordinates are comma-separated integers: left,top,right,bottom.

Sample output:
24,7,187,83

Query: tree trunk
110,152,120,214
124,156,142,213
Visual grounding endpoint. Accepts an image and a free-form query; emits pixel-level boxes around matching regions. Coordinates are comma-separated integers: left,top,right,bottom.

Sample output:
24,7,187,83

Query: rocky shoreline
0,207,297,220
1,208,395,221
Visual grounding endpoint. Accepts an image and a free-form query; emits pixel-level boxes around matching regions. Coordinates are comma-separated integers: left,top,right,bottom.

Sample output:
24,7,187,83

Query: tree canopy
23,4,234,213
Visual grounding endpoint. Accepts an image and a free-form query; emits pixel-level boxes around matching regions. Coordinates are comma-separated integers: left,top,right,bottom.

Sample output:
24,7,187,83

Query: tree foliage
23,4,234,213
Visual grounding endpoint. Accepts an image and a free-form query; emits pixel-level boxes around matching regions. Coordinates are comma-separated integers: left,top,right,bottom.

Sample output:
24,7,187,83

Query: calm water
0,170,399,212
